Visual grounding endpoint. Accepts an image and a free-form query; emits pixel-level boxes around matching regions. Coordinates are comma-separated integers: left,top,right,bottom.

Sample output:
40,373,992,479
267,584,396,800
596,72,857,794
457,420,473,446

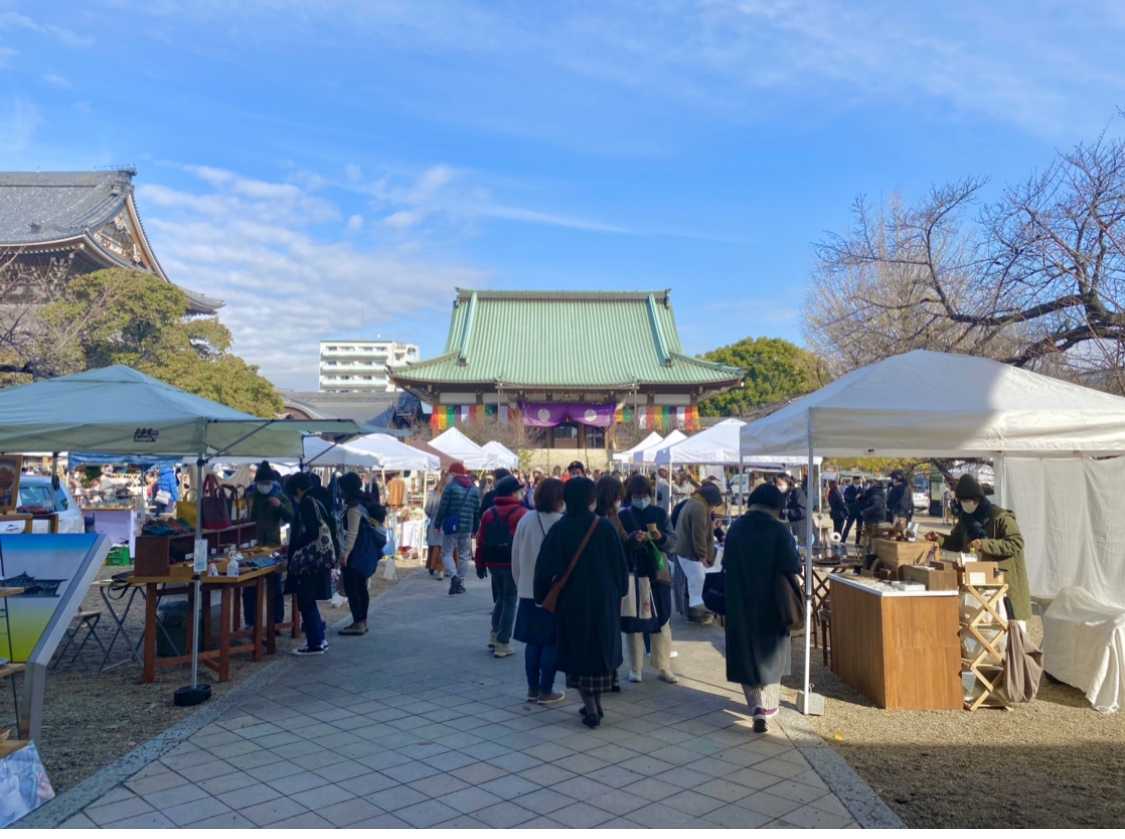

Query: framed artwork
0,457,22,514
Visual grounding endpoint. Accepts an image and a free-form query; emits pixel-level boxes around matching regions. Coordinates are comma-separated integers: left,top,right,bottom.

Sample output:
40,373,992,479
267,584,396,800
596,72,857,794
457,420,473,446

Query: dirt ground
0,557,422,793
781,577,1125,828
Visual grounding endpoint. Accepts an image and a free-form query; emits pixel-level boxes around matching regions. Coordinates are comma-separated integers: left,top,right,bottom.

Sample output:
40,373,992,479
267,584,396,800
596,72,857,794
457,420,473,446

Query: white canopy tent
633,429,687,464
738,349,1125,714
429,427,501,470
482,441,520,469
348,434,441,471
613,432,663,465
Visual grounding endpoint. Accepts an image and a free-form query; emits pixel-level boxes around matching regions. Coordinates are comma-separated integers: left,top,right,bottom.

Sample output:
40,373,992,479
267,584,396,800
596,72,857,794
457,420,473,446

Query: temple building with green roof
390,289,743,458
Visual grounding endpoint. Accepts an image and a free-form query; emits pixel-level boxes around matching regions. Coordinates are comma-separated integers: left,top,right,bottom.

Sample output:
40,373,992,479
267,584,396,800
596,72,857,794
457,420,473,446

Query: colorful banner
519,402,617,428
614,404,633,424
430,404,508,430
635,404,700,431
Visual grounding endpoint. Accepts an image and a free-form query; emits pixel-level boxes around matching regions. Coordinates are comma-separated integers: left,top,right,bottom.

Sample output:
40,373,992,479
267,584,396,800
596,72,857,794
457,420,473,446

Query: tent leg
738,454,744,517
192,458,204,689
803,429,814,715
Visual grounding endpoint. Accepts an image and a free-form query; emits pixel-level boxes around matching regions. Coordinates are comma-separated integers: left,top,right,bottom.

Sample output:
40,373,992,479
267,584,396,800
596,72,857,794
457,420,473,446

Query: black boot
448,575,461,595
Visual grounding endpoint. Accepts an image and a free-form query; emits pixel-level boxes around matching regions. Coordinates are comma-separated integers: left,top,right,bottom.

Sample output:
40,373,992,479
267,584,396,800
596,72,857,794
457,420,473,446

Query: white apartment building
318,339,420,393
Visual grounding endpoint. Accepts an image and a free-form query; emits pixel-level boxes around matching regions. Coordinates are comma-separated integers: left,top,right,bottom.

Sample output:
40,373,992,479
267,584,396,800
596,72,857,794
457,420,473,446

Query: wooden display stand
829,574,962,710
134,522,259,577
961,581,1011,711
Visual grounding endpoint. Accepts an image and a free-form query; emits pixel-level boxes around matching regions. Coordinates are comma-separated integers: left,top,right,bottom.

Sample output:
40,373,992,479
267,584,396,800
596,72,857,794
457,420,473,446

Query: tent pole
738,454,744,517
192,457,204,689
803,417,814,715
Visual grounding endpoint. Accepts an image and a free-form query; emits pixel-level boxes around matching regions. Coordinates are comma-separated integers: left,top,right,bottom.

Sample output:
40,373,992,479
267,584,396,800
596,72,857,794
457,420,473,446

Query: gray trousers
441,532,472,578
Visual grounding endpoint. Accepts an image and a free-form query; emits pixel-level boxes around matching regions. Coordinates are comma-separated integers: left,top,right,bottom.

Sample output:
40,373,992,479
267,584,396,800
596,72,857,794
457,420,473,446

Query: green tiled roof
392,290,744,390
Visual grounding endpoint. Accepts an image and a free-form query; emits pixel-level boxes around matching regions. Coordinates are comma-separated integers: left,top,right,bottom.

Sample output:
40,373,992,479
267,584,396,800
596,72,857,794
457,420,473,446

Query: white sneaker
669,651,679,658
628,671,642,682
493,643,515,658
658,671,680,684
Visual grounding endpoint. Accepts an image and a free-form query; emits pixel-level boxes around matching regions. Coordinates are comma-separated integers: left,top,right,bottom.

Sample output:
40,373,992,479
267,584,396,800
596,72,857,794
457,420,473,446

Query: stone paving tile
161,796,233,827
69,573,870,831
100,811,177,829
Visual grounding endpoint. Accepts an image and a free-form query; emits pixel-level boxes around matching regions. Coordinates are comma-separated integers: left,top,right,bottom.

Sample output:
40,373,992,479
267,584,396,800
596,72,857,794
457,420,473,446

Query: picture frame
0,456,22,514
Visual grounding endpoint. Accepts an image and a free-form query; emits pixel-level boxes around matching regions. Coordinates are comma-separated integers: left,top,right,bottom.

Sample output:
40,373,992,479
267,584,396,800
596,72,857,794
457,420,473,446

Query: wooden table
829,574,962,710
132,565,281,684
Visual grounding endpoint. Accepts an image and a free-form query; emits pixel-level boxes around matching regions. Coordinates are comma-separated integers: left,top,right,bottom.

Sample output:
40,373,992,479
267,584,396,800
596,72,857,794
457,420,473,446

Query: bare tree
805,125,1125,393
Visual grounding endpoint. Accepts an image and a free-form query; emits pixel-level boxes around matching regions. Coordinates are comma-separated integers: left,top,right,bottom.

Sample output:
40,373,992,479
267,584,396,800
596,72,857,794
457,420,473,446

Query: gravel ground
0,557,422,793
782,611,1125,828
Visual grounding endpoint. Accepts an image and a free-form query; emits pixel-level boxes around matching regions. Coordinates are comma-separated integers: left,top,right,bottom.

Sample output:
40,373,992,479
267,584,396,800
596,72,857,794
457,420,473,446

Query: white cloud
344,163,363,183
42,73,70,88
345,214,363,233
0,11,93,48
0,96,41,153
137,167,487,389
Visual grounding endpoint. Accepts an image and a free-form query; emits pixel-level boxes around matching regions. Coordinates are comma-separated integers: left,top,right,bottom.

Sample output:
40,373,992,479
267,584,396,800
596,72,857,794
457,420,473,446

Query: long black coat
723,509,802,687
534,512,627,677
619,504,675,633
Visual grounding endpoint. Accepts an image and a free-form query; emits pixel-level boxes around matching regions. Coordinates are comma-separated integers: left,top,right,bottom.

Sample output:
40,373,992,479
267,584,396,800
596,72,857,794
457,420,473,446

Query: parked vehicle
1,476,85,534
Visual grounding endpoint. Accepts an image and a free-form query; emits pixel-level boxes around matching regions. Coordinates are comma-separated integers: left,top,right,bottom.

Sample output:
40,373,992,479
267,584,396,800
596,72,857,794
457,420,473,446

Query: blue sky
2,1,1123,390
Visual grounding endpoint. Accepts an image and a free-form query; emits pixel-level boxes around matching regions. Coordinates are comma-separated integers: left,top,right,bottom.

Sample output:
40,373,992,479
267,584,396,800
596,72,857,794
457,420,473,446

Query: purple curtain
519,403,616,428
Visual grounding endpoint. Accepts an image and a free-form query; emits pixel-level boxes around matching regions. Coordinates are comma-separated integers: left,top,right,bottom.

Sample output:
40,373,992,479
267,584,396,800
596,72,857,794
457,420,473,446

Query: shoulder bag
201,474,231,531
540,516,600,614
778,572,805,633
288,499,337,577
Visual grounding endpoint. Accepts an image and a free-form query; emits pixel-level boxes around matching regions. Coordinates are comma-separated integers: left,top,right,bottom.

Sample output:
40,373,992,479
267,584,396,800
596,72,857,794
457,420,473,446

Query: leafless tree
0,254,76,383
805,124,1125,394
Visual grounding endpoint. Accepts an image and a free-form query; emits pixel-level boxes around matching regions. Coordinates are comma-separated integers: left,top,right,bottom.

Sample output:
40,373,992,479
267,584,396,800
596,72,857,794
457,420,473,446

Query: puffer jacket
474,495,528,571
435,476,482,536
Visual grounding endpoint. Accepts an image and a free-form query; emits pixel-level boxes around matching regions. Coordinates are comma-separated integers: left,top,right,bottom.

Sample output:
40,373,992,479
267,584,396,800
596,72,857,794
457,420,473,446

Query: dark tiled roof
0,169,223,314
281,391,421,428
0,169,135,244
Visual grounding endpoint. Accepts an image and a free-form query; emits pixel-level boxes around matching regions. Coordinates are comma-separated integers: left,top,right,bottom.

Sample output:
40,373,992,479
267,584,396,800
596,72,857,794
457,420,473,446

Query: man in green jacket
925,474,1032,620
245,461,294,628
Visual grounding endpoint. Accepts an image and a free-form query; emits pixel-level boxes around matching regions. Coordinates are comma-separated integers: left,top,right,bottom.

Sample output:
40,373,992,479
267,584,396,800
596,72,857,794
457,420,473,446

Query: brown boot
338,621,367,635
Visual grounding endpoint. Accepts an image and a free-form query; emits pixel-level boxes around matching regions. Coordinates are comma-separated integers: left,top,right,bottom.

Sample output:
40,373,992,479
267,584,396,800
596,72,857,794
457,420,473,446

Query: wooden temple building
390,289,744,466
0,169,221,315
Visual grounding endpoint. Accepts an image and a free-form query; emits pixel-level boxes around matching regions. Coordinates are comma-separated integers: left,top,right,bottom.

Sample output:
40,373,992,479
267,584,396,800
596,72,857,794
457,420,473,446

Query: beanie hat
955,474,985,499
495,475,522,497
890,470,904,481
448,462,467,476
697,483,724,507
747,484,784,510
256,461,274,482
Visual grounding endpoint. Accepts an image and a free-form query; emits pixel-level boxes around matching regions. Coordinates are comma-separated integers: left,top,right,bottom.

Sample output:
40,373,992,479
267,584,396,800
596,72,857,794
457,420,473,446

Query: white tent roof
739,350,1125,458
349,434,441,471
655,419,743,465
483,441,520,469
429,427,500,469
200,437,383,469
612,432,663,463
634,429,687,463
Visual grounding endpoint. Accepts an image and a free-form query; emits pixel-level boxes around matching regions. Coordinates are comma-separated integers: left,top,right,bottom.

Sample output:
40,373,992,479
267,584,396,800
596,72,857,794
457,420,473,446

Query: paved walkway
59,572,864,829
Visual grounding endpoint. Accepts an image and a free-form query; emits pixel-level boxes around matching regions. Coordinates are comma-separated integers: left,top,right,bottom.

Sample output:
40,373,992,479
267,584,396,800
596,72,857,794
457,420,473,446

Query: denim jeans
441,532,472,578
524,642,558,694
298,592,325,648
488,567,518,644
242,575,286,627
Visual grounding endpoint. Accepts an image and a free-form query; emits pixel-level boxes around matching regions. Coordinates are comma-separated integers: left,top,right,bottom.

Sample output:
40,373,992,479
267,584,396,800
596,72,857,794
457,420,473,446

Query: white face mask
777,483,789,494
632,497,651,510
960,499,979,514
256,482,273,495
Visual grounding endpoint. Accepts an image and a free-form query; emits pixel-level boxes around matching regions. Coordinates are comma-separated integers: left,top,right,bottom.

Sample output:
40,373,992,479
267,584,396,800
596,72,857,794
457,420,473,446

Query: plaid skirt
566,670,618,693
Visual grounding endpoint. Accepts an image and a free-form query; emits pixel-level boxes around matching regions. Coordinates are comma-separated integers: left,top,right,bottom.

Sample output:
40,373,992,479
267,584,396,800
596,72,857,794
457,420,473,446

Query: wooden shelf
0,662,25,678
0,587,25,598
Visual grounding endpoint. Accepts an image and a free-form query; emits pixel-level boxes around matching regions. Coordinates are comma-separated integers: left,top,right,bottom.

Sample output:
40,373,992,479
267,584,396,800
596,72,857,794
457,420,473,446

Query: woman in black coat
723,484,801,733
827,480,847,536
618,474,678,684
285,472,336,656
534,477,628,729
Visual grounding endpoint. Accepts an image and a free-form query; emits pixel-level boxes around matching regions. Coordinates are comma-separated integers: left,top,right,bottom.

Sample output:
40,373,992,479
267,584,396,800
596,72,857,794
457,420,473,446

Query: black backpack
481,505,518,565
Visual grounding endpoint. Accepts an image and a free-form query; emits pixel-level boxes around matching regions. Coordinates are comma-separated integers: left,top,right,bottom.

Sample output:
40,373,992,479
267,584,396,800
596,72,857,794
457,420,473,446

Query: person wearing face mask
674,481,724,625
619,474,678,684
474,475,528,658
926,474,1030,620
246,461,294,629
841,476,864,546
775,472,808,545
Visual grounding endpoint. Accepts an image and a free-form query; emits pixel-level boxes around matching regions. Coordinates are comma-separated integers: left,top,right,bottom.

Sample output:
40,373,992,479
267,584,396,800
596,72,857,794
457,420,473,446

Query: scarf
961,496,993,542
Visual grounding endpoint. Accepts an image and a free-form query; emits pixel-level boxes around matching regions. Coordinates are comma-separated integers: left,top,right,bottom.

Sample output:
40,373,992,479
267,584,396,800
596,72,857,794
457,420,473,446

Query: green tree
37,268,282,416
698,336,826,416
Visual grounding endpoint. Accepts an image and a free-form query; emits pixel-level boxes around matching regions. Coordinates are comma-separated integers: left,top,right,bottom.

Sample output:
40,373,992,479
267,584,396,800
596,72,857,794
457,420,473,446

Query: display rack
960,580,1011,711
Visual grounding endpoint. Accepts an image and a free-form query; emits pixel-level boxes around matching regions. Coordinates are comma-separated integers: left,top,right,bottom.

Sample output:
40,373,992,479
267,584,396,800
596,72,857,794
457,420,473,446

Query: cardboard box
873,539,934,566
958,561,1003,587
902,564,959,591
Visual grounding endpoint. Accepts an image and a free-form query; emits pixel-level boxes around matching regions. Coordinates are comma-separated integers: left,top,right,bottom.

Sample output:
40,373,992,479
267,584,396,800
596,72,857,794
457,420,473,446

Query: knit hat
256,461,274,482
697,483,723,507
448,462,467,476
495,475,522,497
890,470,904,481
955,474,985,499
747,484,784,510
